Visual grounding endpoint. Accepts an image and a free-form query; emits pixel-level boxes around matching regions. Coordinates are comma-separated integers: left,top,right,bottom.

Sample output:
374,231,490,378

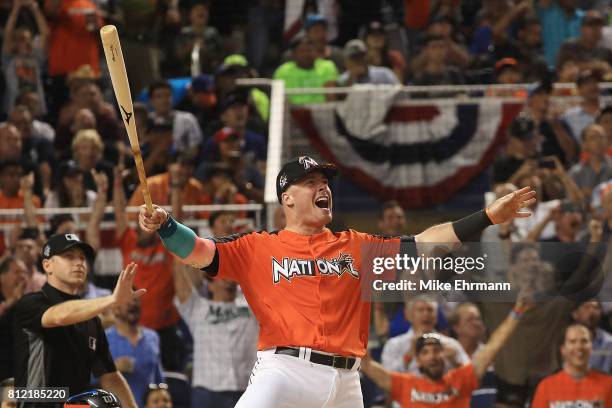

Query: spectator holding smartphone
1,0,48,116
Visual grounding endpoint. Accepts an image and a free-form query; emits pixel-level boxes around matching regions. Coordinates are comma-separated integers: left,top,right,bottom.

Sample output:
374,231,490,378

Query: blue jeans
192,386,243,408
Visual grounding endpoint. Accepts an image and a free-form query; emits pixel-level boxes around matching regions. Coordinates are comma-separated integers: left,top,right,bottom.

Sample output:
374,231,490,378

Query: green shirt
273,59,338,105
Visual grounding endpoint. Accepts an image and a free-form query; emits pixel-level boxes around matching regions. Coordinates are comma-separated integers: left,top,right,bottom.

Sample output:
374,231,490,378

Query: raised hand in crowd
588,218,603,243
85,169,109,252
20,172,39,229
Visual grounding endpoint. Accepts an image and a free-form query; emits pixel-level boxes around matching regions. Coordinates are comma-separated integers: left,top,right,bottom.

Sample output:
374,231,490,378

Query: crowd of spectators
0,0,611,407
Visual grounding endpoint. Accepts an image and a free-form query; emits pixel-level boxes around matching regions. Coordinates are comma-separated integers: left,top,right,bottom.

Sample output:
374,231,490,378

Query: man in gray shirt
338,39,400,86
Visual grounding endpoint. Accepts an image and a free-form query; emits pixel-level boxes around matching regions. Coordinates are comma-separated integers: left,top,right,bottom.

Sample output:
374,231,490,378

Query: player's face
417,344,445,380
561,326,592,370
44,247,88,289
285,172,333,228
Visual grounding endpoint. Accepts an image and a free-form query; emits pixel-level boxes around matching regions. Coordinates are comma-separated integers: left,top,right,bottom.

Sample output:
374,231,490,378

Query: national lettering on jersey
271,252,359,284
290,91,523,208
549,401,604,408
411,388,459,404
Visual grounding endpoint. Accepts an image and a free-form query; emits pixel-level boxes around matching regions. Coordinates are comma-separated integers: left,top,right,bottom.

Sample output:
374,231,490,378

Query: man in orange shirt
138,156,536,407
0,160,41,224
360,298,530,408
115,165,184,371
44,0,102,78
531,323,612,408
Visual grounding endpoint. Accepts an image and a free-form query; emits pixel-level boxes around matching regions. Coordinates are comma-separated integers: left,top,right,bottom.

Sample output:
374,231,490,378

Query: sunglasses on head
148,383,168,390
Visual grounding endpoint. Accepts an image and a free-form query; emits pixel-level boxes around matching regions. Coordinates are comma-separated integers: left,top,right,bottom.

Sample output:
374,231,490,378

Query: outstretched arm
472,299,530,379
139,205,216,269
415,186,536,249
41,263,145,327
2,0,20,55
360,355,392,392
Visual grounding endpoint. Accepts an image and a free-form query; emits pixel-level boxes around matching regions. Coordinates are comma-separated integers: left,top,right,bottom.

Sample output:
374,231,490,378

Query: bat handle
133,151,154,214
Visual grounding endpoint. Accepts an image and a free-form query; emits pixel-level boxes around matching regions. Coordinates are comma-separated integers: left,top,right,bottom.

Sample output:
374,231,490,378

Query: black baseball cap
42,233,95,261
276,156,337,203
415,332,443,354
65,389,121,408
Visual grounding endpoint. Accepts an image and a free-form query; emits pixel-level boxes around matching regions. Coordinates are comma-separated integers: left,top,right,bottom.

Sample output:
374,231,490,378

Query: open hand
112,263,146,306
486,186,536,224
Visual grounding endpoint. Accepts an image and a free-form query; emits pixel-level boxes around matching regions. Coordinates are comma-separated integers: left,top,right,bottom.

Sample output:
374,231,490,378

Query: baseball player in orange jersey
138,156,536,407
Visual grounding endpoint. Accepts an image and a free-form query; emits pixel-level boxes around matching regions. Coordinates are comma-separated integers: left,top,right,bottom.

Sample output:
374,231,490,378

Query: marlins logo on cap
276,156,337,203
299,156,318,170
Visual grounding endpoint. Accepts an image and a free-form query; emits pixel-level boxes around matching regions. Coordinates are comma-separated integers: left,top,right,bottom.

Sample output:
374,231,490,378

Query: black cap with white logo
415,332,443,354
276,156,337,203
42,233,95,261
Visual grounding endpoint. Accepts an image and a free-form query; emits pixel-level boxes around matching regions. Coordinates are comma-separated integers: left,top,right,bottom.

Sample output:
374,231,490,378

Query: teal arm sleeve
157,215,197,259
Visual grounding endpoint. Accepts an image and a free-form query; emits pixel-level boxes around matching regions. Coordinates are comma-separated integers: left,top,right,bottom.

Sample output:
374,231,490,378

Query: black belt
275,347,358,370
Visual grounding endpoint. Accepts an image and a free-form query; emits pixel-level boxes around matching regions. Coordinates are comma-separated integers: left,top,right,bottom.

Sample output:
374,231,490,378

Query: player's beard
420,364,444,381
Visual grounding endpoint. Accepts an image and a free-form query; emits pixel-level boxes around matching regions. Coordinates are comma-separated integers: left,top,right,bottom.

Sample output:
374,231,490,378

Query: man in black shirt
13,234,142,407
0,256,27,382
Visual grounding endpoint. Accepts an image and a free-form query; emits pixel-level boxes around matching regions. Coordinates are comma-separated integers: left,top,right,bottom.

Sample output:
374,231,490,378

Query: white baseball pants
235,348,364,408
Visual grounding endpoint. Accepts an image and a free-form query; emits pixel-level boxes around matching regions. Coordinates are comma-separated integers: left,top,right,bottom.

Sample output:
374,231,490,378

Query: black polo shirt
13,282,116,396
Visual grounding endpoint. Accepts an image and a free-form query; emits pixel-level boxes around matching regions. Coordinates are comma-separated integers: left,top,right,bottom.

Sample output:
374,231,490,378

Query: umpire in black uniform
13,233,144,407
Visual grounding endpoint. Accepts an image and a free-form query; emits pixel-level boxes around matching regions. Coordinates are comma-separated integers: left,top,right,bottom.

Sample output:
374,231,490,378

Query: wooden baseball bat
100,25,154,213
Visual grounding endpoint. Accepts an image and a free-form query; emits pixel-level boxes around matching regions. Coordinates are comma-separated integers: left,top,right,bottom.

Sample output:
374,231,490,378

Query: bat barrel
100,24,154,213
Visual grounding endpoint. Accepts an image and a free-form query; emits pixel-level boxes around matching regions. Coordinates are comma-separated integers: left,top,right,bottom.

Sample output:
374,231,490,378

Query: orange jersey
45,0,102,76
531,369,612,408
204,228,407,357
391,364,478,408
119,228,179,330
